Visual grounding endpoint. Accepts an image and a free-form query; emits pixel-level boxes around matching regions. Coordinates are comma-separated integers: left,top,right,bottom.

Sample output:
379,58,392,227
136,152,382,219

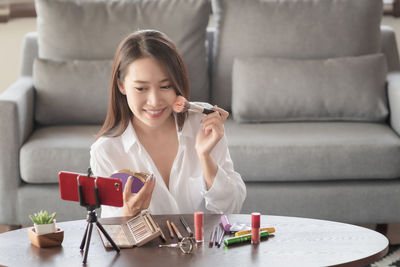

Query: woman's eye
135,87,145,92
160,85,172,90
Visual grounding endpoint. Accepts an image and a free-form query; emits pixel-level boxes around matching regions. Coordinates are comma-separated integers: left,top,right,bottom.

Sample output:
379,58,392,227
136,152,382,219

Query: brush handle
202,108,215,115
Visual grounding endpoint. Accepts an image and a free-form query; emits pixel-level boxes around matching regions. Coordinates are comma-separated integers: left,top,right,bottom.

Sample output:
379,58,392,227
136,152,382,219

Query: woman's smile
144,108,166,118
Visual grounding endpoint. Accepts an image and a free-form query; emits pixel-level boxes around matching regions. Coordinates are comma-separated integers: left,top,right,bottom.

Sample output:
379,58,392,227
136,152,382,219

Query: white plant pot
34,220,56,235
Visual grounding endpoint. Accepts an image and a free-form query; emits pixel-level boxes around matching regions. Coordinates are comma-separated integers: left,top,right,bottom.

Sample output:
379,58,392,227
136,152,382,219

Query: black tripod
78,174,120,264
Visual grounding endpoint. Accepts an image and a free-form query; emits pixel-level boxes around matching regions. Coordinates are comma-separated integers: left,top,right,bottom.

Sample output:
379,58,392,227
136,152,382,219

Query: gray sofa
1,0,400,226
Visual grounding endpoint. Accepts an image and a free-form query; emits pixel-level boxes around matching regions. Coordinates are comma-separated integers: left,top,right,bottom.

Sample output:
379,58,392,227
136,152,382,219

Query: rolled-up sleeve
202,135,246,214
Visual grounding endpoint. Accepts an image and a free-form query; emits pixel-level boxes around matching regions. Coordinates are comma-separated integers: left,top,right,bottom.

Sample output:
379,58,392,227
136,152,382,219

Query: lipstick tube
251,212,261,244
194,212,204,243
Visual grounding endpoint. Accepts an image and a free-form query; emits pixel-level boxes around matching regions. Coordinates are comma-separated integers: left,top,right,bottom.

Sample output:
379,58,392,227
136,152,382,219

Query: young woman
90,30,246,218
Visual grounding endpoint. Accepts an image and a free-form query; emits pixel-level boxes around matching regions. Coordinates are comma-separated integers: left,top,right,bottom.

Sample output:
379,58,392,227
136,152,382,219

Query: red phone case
59,171,123,207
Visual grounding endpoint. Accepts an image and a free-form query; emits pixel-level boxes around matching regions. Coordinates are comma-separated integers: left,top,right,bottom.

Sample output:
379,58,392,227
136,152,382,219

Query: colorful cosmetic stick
170,222,183,241
217,224,225,248
221,215,231,232
251,212,261,244
214,226,220,246
166,220,175,238
194,212,204,243
235,227,275,237
179,216,193,237
148,214,166,242
209,226,216,247
224,231,269,246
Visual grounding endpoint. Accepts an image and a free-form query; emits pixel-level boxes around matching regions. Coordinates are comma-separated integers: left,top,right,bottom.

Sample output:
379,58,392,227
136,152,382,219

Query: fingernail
148,175,154,182
129,176,134,180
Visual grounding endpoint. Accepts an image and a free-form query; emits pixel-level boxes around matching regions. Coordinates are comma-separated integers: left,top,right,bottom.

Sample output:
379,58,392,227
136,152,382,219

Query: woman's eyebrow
132,78,169,84
133,80,150,84
159,78,169,83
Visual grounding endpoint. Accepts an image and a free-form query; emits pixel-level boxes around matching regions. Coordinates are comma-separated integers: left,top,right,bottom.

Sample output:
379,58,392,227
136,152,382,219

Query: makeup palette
110,170,150,193
98,210,162,248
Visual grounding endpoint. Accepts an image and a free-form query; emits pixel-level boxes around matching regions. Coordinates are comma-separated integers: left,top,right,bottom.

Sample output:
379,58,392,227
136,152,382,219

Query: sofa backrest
33,0,211,125
211,0,383,112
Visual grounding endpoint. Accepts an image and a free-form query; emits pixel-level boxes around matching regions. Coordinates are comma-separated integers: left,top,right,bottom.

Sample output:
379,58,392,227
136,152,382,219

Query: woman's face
119,57,177,130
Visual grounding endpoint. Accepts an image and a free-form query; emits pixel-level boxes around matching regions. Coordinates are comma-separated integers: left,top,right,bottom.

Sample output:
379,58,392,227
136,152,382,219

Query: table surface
0,214,388,267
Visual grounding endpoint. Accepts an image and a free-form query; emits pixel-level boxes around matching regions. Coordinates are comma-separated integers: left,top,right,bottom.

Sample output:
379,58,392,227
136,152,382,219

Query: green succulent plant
29,210,56,225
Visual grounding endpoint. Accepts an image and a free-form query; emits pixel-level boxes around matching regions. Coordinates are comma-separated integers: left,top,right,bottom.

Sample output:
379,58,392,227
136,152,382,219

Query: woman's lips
145,108,165,118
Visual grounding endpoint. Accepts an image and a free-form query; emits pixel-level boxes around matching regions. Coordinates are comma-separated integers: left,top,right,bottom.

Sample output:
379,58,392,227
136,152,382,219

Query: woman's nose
147,88,162,106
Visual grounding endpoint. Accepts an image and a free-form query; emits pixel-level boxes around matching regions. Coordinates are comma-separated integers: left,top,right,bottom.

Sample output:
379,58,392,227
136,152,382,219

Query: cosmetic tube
251,212,261,244
194,212,204,243
221,215,231,232
224,231,269,246
235,227,275,237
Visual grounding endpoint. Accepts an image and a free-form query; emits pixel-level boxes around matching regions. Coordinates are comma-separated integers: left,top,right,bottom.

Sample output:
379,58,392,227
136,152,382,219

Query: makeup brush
173,96,215,114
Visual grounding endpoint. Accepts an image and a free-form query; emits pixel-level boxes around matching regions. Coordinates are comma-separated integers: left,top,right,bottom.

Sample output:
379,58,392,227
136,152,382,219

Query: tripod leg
96,222,121,253
80,223,89,250
82,222,93,264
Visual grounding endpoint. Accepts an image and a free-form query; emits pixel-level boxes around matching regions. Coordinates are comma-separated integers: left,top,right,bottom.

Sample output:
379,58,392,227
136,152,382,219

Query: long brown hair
96,30,190,139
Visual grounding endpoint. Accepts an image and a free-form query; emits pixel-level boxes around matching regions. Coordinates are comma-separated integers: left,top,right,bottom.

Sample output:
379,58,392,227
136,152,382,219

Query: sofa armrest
20,32,38,77
0,77,34,224
387,72,400,136
381,25,400,72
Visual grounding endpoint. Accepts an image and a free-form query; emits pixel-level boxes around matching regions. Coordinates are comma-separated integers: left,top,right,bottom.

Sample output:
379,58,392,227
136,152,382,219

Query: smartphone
59,171,123,207
110,170,149,193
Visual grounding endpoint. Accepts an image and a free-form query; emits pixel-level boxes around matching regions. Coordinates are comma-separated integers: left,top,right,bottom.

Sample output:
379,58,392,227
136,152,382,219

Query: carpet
367,245,400,267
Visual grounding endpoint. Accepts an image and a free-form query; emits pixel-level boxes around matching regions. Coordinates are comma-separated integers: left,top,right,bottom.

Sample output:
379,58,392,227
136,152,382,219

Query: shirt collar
121,121,139,153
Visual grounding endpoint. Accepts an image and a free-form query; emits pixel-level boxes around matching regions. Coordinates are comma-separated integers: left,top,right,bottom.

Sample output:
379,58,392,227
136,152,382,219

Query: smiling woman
90,30,246,218
96,30,190,138
118,57,178,130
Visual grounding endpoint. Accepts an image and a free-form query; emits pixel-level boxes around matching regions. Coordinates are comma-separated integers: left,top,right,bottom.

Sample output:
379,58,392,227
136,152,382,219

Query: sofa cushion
35,0,210,102
20,125,100,183
232,54,388,122
212,0,383,110
33,59,112,125
224,120,400,182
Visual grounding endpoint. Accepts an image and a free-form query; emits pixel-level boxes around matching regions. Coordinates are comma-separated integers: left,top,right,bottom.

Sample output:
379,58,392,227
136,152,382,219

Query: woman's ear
117,79,126,95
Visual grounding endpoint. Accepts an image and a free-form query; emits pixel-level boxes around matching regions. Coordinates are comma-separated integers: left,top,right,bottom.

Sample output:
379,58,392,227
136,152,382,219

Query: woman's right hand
122,175,156,217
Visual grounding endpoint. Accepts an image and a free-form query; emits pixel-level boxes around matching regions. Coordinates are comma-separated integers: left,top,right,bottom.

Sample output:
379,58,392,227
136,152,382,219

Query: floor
1,10,400,244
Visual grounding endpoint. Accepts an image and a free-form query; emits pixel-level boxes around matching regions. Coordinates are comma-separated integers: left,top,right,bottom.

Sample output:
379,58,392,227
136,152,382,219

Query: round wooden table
0,214,388,266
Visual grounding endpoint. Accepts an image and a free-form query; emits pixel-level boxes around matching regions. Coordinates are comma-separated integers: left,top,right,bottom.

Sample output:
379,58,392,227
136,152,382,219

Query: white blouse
90,110,246,218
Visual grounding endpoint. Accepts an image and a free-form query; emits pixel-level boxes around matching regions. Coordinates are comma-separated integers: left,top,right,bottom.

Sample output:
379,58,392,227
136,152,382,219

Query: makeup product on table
170,222,183,241
251,212,261,244
209,226,217,248
220,215,274,235
159,237,197,254
194,212,204,243
166,220,175,238
224,231,269,247
235,227,275,237
215,226,220,246
179,216,193,237
221,215,232,232
217,224,225,248
98,209,161,248
173,96,215,115
156,221,167,242
110,170,151,193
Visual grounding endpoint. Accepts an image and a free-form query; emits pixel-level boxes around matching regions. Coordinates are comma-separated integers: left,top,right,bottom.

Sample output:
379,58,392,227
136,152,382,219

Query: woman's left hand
195,106,229,158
